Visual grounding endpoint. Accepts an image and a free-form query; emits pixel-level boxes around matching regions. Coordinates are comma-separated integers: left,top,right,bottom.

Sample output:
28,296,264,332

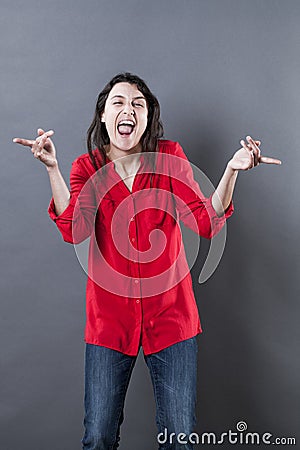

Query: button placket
130,194,141,303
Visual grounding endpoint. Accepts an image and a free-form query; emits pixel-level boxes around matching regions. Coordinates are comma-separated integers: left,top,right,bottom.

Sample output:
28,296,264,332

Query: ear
101,113,105,123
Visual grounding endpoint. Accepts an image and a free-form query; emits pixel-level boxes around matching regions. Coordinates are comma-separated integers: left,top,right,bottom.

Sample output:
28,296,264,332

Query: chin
115,140,142,153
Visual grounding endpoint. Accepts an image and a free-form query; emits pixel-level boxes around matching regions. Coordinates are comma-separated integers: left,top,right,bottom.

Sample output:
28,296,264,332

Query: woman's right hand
13,128,57,169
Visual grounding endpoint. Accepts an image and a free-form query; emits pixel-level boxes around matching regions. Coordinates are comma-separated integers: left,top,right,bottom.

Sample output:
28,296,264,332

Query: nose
123,102,134,116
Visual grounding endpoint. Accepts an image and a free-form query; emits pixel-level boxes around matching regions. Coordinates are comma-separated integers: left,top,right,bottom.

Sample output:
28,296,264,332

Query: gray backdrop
1,0,299,449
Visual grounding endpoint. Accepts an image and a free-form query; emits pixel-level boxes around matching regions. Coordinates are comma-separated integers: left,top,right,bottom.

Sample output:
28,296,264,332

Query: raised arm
212,135,282,216
13,128,70,215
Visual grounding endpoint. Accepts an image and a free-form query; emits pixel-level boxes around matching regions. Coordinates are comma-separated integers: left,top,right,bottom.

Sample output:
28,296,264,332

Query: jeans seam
109,356,136,450
146,356,164,432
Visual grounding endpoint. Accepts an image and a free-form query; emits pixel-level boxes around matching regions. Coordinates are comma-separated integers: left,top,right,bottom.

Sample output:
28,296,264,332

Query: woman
13,73,281,450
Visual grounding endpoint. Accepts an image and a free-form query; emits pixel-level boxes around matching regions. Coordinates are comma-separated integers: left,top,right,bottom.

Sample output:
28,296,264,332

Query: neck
105,144,142,173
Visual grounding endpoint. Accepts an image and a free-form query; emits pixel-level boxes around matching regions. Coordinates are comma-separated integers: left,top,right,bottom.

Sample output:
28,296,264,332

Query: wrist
227,160,239,174
46,160,59,173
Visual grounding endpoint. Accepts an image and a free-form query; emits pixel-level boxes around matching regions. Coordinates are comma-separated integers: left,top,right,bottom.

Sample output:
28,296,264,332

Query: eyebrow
111,95,146,101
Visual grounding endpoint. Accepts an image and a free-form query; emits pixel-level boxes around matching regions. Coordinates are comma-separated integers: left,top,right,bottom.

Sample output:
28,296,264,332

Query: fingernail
13,138,17,142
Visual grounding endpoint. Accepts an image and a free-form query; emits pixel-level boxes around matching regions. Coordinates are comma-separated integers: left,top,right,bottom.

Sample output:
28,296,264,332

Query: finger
259,156,282,165
36,132,49,145
13,130,54,147
246,136,260,166
247,136,260,151
240,139,251,152
36,129,54,142
240,140,254,169
35,131,54,150
13,137,35,147
35,133,49,157
44,129,54,137
33,133,45,157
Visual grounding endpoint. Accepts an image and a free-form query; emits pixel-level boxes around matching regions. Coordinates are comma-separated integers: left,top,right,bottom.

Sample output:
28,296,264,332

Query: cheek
104,114,116,132
140,114,148,133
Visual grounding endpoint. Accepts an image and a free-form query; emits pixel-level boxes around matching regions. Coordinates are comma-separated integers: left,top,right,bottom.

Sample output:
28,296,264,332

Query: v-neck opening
105,154,142,194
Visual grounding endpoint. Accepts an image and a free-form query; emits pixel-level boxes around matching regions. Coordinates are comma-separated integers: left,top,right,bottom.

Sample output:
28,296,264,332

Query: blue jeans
82,337,198,450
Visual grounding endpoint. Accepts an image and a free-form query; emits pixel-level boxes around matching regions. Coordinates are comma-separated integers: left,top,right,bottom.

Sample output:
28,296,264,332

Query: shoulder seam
72,153,90,164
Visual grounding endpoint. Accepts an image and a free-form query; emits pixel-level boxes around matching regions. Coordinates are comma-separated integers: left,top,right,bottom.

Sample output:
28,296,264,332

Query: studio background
1,0,299,449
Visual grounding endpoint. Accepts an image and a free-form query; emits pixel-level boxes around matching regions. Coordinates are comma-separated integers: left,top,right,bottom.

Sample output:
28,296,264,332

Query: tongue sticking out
118,125,134,135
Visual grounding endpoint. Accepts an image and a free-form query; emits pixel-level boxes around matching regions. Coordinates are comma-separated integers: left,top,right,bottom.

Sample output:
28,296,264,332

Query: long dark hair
87,72,164,171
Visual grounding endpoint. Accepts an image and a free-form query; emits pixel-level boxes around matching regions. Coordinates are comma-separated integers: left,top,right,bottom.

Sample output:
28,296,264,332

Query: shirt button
130,217,134,222
136,299,140,303
131,237,135,242
134,279,139,284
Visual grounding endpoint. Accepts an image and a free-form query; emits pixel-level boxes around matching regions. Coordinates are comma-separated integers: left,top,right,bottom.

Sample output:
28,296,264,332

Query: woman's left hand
228,135,282,171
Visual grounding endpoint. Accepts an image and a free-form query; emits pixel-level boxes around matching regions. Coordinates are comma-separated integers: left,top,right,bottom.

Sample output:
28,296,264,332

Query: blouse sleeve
169,141,234,239
48,157,97,244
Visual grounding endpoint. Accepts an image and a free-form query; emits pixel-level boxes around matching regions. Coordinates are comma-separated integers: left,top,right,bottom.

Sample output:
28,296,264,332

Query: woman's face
101,82,148,153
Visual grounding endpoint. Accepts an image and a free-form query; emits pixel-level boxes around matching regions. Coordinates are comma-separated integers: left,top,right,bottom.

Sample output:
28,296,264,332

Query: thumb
37,128,45,136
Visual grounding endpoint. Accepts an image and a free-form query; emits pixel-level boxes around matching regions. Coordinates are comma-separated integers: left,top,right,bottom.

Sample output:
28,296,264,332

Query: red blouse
48,140,234,355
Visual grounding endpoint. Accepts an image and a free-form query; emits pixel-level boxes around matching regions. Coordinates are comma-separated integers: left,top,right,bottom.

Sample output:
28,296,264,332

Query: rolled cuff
207,194,234,217
48,197,74,222
204,195,234,238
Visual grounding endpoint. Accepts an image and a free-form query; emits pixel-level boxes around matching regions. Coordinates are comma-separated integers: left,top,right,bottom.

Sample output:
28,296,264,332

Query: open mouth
117,120,135,136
